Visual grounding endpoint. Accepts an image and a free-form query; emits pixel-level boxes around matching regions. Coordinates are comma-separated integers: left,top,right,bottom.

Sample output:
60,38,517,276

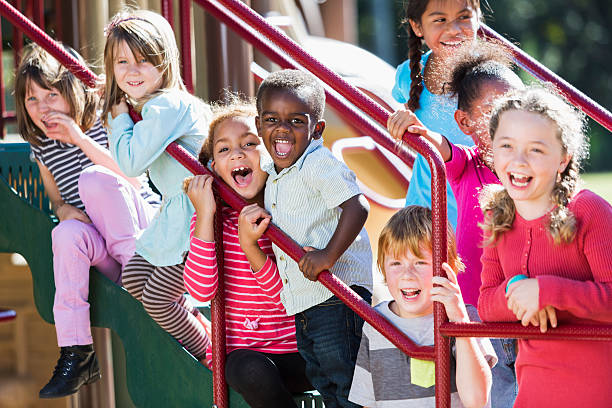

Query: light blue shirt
392,51,473,228
263,139,373,315
108,89,211,266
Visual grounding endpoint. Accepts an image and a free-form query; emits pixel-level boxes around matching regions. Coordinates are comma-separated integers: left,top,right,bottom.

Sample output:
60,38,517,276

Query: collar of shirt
261,138,323,178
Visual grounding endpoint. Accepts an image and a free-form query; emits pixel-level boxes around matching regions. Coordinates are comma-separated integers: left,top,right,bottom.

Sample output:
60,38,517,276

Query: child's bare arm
238,204,272,272
299,194,369,281
431,263,491,408
387,109,452,162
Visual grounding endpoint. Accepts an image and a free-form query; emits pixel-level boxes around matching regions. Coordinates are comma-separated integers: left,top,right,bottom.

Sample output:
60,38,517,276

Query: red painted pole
179,0,194,93
161,0,175,30
479,24,612,133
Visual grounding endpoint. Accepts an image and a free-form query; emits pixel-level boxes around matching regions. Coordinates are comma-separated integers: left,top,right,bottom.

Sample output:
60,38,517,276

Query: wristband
506,274,528,293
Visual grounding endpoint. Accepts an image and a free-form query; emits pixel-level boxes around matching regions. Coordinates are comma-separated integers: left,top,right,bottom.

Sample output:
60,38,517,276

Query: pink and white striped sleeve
183,214,218,302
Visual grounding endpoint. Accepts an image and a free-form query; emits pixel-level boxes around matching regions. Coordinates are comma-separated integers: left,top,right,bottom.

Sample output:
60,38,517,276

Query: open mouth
231,166,253,187
440,40,463,48
127,81,143,87
273,139,292,158
509,172,532,188
400,288,421,300
41,119,57,130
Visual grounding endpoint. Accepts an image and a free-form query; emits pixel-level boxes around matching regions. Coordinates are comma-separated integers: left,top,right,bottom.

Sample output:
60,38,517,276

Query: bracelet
506,274,528,293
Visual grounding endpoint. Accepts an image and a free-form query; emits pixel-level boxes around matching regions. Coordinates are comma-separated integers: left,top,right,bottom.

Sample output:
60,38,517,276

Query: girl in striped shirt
15,43,159,399
183,97,311,408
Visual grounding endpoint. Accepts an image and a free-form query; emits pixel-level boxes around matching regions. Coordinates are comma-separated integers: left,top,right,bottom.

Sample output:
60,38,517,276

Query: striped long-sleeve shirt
183,207,298,362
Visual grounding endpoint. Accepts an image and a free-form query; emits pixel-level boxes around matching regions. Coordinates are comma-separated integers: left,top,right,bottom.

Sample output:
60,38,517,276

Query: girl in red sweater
183,97,311,408
477,85,612,408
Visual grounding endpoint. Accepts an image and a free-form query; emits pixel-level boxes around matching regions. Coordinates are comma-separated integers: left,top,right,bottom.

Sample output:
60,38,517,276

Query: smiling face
384,246,434,319
492,109,571,220
211,116,268,204
456,80,515,155
256,89,325,172
24,80,71,138
410,0,479,60
113,40,163,101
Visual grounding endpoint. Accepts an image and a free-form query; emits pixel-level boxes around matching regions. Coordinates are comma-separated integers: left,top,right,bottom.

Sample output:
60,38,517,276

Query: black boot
39,344,101,398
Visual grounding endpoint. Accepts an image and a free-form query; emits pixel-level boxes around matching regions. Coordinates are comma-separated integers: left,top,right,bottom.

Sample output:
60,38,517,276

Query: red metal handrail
479,25,612,133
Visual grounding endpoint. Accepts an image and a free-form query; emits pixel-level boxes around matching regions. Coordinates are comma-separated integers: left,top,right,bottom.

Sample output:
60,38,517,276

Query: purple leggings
51,165,157,347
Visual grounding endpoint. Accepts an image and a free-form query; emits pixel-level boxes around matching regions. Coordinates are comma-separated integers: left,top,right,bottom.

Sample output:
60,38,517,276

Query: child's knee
51,219,91,251
78,165,121,201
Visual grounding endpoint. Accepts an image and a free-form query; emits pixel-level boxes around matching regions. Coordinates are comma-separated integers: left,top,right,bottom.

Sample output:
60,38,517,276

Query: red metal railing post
11,0,23,69
179,0,194,93
195,0,414,165
0,17,5,138
479,24,612,133
211,197,228,408
161,0,175,30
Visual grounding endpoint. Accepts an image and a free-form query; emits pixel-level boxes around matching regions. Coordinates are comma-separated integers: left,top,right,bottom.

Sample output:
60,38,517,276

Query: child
478,86,612,407
15,43,159,398
182,98,311,407
254,69,373,408
102,10,212,361
349,205,495,407
393,0,481,227
387,42,523,406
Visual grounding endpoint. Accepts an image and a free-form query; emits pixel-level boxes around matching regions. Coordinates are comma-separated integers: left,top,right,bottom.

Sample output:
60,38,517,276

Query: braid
479,184,516,246
407,29,424,112
548,158,579,244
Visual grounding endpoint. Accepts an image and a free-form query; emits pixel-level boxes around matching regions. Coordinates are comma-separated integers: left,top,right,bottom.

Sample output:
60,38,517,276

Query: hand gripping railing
4,1,612,407
479,24,612,133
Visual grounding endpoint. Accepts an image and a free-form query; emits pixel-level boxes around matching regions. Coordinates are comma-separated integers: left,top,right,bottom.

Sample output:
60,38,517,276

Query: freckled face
384,246,434,319
256,89,324,173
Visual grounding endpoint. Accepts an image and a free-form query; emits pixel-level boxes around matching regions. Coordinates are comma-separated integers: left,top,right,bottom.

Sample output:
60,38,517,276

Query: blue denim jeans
294,285,372,408
490,338,518,408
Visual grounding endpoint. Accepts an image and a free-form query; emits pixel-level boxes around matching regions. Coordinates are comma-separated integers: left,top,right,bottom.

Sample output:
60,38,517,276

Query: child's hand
185,175,216,217
56,203,91,224
299,246,334,281
111,98,129,118
506,278,540,326
529,305,557,333
40,111,84,145
387,109,429,141
238,204,271,248
430,263,470,323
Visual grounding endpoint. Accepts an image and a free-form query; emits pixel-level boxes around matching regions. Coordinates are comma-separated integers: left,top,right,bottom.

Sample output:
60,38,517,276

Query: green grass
582,172,612,203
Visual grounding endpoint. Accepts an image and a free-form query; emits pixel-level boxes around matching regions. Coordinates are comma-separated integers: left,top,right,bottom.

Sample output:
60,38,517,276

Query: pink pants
52,165,157,347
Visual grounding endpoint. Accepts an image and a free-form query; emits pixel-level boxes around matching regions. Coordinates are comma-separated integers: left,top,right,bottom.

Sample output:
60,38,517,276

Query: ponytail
407,28,424,112
548,158,579,244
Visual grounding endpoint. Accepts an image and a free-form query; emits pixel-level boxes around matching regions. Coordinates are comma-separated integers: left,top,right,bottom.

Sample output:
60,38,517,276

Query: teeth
510,172,531,187
400,289,421,299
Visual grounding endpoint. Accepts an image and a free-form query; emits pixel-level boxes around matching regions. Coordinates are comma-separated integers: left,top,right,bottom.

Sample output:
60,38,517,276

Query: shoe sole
39,372,102,399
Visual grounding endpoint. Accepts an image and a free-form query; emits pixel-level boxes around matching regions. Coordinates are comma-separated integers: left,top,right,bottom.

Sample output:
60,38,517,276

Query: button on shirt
263,139,373,315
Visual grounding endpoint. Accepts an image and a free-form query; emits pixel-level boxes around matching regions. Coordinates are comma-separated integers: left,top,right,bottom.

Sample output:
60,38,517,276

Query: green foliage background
357,0,611,171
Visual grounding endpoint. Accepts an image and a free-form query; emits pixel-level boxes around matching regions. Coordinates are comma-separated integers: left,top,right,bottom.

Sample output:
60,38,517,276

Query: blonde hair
377,205,464,281
101,9,185,125
15,42,100,145
481,85,589,245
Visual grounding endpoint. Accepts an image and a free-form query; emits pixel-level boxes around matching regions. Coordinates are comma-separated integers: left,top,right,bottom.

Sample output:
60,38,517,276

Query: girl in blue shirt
102,9,212,362
393,0,481,227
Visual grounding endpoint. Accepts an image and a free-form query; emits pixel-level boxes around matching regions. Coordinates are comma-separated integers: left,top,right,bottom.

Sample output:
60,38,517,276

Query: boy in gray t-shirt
349,206,497,407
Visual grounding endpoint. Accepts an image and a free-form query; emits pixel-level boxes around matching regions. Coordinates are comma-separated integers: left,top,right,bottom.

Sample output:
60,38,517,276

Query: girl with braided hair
392,0,482,228
478,85,612,408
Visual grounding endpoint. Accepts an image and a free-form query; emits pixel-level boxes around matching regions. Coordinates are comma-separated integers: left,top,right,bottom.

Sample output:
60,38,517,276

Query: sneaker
39,344,101,398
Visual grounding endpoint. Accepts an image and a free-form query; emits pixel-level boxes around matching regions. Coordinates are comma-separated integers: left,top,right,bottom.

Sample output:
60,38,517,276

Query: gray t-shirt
349,301,496,407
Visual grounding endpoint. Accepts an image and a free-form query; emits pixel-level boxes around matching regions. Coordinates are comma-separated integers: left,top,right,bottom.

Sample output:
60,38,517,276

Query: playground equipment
1,0,611,407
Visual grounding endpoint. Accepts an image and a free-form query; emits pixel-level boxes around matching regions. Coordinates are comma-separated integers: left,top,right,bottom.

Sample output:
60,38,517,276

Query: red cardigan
183,207,298,364
478,190,612,407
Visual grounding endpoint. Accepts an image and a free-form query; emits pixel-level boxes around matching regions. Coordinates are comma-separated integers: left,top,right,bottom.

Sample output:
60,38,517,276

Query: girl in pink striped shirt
183,97,311,408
